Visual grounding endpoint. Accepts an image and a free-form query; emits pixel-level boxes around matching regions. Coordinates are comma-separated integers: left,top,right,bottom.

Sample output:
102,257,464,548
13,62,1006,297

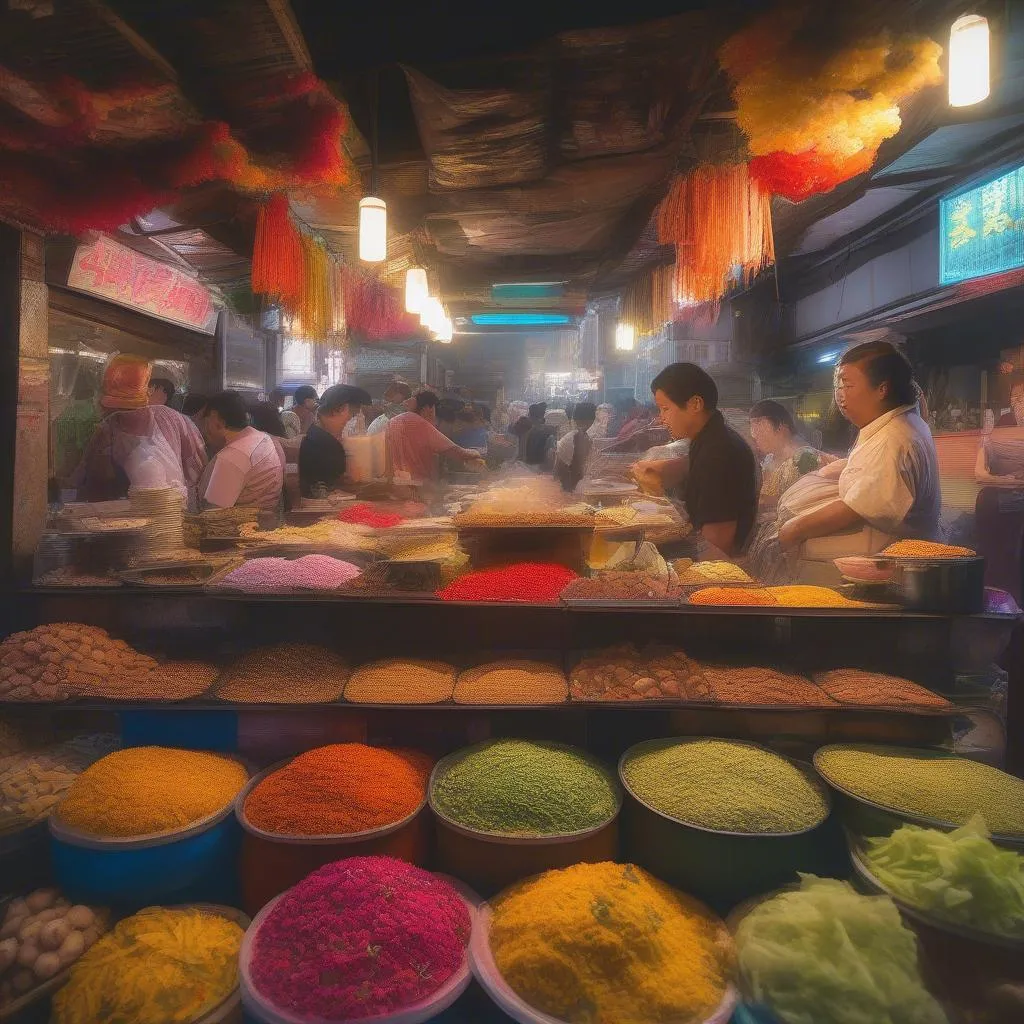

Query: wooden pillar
0,225,48,581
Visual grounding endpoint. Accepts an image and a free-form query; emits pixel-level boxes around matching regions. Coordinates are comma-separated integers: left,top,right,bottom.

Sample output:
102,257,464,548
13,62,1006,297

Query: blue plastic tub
120,710,239,753
49,799,242,911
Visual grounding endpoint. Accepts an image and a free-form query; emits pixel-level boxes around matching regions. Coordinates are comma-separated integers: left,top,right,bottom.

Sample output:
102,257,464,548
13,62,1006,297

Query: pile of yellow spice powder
52,906,243,1024
489,861,734,1023
54,747,248,838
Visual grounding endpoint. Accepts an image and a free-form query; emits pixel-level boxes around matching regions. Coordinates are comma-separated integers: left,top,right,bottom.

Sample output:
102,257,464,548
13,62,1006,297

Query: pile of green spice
430,739,619,837
621,738,829,833
815,744,1024,837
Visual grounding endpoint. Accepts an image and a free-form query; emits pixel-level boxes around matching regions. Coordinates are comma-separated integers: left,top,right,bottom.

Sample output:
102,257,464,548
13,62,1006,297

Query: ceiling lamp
359,71,387,262
405,267,428,314
615,323,636,352
420,295,445,334
949,14,990,107
358,197,387,263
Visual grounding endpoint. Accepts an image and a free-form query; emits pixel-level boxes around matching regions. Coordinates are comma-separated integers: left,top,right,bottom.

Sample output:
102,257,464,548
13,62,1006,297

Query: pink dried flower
250,856,471,1019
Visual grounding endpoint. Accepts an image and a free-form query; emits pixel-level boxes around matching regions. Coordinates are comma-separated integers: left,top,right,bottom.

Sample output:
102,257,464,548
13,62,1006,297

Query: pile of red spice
337,503,405,529
243,743,432,836
249,857,471,1019
437,563,578,603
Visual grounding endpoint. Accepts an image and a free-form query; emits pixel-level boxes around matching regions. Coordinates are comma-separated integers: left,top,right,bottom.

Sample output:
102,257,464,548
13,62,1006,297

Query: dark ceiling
293,0,775,158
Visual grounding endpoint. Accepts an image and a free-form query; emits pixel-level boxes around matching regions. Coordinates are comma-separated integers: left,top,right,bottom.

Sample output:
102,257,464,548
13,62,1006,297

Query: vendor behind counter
645,362,759,558
298,384,371,497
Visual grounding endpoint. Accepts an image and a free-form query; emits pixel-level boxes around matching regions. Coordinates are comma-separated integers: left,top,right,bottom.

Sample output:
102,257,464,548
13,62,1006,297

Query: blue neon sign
469,313,572,326
940,164,1024,285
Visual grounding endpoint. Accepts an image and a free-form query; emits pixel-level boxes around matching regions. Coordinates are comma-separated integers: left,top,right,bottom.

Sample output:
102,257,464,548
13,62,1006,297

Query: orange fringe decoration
619,263,677,338
251,192,304,308
298,232,333,340
657,163,775,307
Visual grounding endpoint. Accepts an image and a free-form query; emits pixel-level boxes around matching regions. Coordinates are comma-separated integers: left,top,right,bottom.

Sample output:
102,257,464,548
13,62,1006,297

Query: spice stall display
430,739,621,893
569,644,710,701
0,623,218,702
814,744,1024,839
0,889,107,1013
453,660,568,705
734,876,948,1024
813,669,951,710
52,905,245,1024
238,744,433,912
1,735,118,835
620,739,835,908
212,643,349,703
882,542,977,559
209,554,362,593
344,658,457,704
54,747,248,839
675,560,754,585
700,665,837,707
437,562,578,602
560,571,682,603
688,587,779,607
237,520,378,551
241,857,473,1022
49,747,248,907
476,861,736,1024
859,815,1024,942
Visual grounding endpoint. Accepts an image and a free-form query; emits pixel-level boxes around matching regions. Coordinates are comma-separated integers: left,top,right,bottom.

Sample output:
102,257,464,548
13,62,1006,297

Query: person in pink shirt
385,391,483,484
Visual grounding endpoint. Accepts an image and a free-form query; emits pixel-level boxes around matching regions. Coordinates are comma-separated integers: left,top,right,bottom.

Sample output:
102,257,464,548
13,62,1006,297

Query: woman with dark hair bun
777,340,940,555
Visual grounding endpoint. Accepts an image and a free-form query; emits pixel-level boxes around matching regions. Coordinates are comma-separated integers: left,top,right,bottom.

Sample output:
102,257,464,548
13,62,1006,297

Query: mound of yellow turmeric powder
52,907,243,1024
55,747,247,838
490,862,734,1023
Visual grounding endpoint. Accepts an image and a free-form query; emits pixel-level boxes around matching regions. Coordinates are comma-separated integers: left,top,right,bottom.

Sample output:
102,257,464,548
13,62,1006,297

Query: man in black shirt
649,363,758,556
298,384,371,497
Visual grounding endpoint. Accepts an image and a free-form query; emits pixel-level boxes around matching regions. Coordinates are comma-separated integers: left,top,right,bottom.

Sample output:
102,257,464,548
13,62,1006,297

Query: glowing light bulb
358,196,387,262
949,14,990,108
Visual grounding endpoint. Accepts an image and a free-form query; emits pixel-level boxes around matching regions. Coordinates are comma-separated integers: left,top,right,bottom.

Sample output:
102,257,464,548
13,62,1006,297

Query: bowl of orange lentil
234,744,433,915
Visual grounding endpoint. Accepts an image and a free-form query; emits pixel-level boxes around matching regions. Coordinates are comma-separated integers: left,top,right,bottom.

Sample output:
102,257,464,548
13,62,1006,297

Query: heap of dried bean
700,665,836,707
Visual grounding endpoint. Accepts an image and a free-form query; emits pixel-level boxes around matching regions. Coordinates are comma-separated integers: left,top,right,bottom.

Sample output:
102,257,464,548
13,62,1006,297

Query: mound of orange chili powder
243,743,432,836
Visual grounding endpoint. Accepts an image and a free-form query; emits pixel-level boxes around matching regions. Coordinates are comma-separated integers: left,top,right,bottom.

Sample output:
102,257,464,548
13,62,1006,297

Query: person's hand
778,519,802,551
631,460,665,496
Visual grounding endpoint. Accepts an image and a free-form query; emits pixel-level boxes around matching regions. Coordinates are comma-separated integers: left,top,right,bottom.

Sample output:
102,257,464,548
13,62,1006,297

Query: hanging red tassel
251,192,304,307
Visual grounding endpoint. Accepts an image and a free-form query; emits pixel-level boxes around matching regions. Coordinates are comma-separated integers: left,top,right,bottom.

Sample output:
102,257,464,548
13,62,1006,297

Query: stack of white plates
128,487,185,556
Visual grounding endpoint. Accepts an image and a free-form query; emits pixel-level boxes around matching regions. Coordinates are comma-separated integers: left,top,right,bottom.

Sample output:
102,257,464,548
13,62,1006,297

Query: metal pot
889,556,985,614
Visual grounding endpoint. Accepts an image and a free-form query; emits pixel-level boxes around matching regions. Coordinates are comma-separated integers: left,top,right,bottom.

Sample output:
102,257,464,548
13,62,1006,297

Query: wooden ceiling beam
263,0,314,72
80,0,178,82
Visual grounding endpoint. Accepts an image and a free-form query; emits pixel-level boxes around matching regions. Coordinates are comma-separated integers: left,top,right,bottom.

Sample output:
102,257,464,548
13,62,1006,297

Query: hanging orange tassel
251,192,304,308
656,163,774,307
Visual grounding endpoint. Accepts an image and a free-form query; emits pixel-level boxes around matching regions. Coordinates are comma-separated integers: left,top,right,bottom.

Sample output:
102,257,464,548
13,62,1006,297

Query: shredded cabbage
736,875,948,1024
864,814,1024,940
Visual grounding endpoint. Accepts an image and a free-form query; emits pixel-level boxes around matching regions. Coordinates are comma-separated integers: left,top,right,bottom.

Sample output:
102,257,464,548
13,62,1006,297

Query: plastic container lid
239,875,478,1024
470,902,738,1024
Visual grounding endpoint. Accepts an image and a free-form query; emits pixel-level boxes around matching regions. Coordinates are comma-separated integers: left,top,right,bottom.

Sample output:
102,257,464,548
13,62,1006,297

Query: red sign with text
67,234,218,334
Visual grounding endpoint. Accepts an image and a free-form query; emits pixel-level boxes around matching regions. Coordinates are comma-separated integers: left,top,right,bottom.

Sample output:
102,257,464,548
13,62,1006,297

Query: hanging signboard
940,164,1024,285
66,233,218,334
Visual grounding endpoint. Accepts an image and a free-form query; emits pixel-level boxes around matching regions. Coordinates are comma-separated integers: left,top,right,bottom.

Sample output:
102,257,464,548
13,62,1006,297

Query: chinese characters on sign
940,165,1024,285
67,234,218,334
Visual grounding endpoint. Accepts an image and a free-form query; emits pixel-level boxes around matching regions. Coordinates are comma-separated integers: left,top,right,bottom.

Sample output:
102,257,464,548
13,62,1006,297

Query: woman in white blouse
779,341,940,552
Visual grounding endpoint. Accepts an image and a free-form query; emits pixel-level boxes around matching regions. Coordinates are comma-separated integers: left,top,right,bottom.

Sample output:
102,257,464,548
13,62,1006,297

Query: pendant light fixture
949,14,990,107
359,71,387,262
405,267,428,314
420,295,445,334
615,323,636,352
